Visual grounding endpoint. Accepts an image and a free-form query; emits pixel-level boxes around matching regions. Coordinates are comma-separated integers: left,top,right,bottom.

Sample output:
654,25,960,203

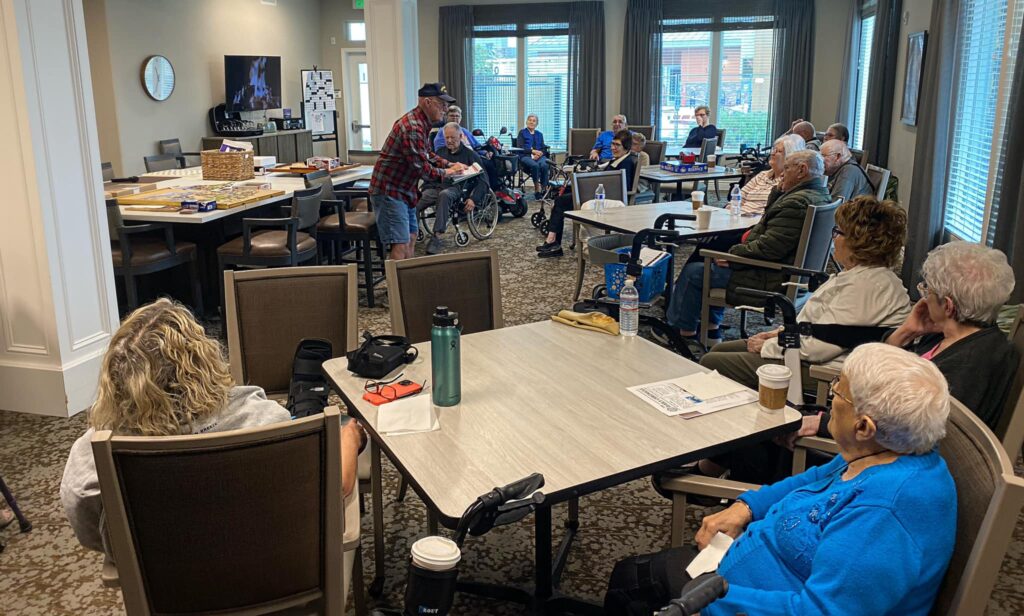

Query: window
470,24,572,149
943,0,1022,242
851,11,876,149
347,21,366,42
658,16,775,152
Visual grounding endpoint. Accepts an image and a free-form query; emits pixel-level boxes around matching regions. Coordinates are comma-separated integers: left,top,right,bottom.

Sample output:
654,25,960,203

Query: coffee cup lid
411,536,461,570
756,364,792,381
698,206,716,212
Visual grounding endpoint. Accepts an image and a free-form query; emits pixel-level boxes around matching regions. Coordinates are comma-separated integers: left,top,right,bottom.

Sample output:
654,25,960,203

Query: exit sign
354,0,363,9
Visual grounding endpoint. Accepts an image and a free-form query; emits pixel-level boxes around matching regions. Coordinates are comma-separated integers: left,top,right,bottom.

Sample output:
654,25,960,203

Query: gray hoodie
59,386,291,554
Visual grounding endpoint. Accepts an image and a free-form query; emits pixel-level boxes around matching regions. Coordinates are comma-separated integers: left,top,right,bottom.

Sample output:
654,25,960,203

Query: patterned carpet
1,204,1022,614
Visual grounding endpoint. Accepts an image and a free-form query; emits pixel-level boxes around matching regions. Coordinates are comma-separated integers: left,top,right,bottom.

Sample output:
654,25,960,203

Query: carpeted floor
1,205,1022,614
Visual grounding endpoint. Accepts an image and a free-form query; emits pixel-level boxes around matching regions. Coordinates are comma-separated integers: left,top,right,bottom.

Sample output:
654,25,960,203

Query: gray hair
827,122,850,142
843,343,949,455
787,149,824,178
447,105,463,116
793,121,816,141
773,134,806,159
442,122,462,135
821,138,852,162
526,113,538,122
921,242,1015,323
613,114,628,125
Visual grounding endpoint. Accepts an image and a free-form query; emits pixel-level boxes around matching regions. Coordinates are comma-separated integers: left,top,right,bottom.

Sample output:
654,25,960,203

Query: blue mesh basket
604,247,671,302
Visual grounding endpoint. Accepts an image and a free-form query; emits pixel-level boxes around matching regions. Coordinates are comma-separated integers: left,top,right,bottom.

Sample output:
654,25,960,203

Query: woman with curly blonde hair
61,299,363,554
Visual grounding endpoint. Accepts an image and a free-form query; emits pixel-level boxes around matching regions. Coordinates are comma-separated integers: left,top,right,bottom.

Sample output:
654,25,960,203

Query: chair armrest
241,217,297,257
321,198,346,216
120,222,169,235
699,248,784,271
659,473,758,500
794,436,840,455
121,222,177,256
808,364,840,382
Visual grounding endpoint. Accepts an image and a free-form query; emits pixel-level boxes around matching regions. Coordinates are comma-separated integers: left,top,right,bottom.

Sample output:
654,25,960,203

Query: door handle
351,121,370,132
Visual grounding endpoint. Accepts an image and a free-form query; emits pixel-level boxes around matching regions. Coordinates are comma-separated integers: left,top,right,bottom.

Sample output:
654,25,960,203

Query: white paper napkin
376,393,439,436
685,532,734,578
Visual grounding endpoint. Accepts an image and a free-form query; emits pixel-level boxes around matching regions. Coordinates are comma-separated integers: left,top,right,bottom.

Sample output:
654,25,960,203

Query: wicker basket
201,149,254,181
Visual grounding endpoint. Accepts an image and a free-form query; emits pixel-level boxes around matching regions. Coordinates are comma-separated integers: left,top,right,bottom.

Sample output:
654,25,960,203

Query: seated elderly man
825,122,850,143
822,138,874,202
790,119,821,151
418,122,487,255
589,114,628,160
432,104,500,191
666,150,831,339
608,343,957,616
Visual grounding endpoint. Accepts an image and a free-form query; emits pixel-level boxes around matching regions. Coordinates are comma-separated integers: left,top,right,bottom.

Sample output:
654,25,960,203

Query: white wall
320,0,365,154
810,0,854,129
84,0,322,176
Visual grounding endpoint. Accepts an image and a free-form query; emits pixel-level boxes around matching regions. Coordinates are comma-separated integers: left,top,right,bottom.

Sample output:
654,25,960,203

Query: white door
344,52,372,150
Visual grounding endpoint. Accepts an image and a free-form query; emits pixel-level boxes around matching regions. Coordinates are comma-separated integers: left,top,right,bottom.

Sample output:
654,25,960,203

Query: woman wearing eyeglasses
885,241,1018,429
60,299,366,555
683,105,718,149
611,344,957,616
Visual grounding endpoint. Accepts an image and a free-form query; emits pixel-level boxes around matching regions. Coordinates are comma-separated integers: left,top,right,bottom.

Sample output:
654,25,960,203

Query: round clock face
142,55,175,101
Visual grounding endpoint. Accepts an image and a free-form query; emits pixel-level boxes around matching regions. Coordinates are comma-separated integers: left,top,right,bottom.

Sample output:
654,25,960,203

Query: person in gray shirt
822,138,873,202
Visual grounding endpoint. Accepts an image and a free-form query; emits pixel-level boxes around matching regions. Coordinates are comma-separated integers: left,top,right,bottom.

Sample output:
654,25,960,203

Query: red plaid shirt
369,106,449,205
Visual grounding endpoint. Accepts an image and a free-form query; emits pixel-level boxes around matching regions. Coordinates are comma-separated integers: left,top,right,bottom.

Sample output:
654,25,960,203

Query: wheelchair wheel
510,197,528,218
539,220,550,235
455,230,470,247
468,190,499,240
530,211,544,228
417,208,432,242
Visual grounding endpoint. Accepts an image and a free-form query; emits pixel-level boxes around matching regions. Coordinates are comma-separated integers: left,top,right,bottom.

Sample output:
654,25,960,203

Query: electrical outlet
330,36,337,45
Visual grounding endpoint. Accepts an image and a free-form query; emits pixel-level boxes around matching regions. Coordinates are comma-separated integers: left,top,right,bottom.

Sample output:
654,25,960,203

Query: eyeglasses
831,225,845,239
364,374,404,402
830,376,854,406
916,281,932,297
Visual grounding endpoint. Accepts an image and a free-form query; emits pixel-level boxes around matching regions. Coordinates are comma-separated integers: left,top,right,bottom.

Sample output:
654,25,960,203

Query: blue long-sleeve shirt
433,126,481,152
683,123,718,149
705,450,956,616
518,128,546,153
592,130,614,159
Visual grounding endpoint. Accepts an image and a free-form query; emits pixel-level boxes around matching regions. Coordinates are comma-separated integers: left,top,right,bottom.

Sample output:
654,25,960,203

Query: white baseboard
0,350,103,417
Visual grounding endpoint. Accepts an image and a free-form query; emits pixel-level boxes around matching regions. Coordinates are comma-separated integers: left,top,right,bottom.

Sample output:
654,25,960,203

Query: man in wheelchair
418,122,488,254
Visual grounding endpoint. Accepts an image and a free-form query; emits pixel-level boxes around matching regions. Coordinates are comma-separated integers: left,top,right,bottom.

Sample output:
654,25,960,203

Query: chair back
789,199,841,293
994,304,1024,457
224,266,358,393
385,251,503,344
865,164,891,200
105,198,125,237
143,153,182,172
715,128,727,150
643,140,667,165
92,410,344,616
102,162,115,182
292,186,323,231
699,137,718,163
568,128,600,157
572,170,627,209
631,125,654,139
850,147,869,168
158,138,182,155
347,150,380,166
304,170,337,200
932,398,1024,614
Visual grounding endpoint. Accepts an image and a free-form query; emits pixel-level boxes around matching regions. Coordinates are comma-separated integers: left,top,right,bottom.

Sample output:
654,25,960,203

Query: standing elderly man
369,83,467,261
418,122,488,255
590,114,628,160
790,120,821,151
822,138,873,202
666,150,832,339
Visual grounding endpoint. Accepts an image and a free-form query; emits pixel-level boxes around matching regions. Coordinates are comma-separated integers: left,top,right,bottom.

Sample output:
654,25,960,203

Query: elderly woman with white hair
737,133,805,215
606,343,957,615
886,241,1019,428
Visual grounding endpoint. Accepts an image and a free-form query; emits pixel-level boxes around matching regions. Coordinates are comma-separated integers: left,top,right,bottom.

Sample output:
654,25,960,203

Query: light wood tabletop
324,320,800,525
119,165,372,224
565,201,760,236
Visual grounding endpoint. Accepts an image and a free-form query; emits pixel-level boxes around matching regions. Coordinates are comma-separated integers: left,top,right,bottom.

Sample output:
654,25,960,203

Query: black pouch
604,546,695,616
287,338,332,419
346,332,418,379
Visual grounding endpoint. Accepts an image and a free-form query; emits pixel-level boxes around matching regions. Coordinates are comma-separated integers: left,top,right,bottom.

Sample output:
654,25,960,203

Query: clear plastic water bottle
619,279,639,337
729,184,742,218
595,183,606,215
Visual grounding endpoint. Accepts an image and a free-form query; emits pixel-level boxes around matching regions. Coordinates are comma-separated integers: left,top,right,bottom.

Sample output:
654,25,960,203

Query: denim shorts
372,194,419,247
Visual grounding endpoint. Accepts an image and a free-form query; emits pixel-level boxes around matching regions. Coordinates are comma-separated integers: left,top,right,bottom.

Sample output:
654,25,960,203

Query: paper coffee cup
691,190,705,209
695,206,714,230
756,364,792,413
411,536,461,572
707,155,717,168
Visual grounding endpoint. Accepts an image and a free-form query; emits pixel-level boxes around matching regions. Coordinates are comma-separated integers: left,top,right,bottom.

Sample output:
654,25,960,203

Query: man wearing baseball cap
369,83,468,260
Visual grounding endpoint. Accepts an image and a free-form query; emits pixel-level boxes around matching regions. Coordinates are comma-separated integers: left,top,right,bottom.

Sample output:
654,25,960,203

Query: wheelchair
416,173,500,247
530,156,603,234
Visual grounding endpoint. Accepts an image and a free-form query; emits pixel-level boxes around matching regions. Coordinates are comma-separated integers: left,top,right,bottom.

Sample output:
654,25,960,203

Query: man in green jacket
666,150,831,339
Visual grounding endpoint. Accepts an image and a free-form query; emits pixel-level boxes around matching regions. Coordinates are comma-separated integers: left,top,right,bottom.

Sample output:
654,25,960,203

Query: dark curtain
769,0,815,139
901,0,960,289
569,2,606,128
991,17,1024,302
861,0,903,167
619,0,663,129
438,6,474,125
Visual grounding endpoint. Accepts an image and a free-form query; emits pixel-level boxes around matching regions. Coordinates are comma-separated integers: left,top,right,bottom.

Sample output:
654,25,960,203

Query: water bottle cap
433,306,459,327
624,279,635,287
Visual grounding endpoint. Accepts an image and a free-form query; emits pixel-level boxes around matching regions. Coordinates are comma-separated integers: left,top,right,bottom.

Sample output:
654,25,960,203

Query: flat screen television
224,55,282,111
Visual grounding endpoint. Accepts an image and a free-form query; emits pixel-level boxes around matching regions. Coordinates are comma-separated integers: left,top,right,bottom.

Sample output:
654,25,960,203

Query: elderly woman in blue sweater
606,343,957,615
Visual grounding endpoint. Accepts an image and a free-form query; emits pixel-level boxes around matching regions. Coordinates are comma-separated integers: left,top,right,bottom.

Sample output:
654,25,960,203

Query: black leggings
548,191,574,243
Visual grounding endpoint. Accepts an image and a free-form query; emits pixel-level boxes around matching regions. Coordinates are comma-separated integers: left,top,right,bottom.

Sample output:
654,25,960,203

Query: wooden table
639,165,745,202
324,321,800,612
564,202,761,302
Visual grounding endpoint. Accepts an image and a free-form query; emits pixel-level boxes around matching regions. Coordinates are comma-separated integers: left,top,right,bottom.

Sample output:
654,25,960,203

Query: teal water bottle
431,306,461,407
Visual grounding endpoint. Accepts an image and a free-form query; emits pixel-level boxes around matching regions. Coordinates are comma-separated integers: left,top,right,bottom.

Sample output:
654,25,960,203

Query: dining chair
143,153,183,173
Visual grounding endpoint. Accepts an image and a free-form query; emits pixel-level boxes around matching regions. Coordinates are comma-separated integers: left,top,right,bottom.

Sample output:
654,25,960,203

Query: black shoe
536,241,558,252
538,246,564,258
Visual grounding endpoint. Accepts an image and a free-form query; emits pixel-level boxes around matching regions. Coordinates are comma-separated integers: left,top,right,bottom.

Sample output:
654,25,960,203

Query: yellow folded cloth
551,310,620,336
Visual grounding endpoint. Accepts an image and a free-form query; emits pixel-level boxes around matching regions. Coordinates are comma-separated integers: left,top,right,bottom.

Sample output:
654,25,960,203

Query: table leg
533,505,554,609
653,180,662,203
369,441,386,597
552,498,580,588
573,222,585,302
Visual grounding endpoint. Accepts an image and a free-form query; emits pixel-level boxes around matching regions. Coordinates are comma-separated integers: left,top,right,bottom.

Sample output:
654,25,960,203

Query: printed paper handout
628,370,756,418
